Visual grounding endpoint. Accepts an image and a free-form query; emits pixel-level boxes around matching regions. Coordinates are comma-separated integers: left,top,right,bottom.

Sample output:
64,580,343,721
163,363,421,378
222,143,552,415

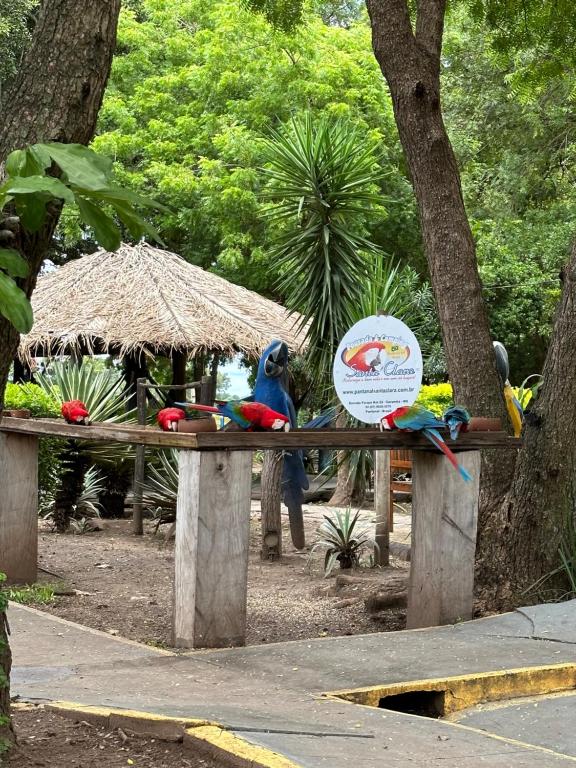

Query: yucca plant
262,113,384,393
310,509,378,576
41,466,105,525
37,361,135,531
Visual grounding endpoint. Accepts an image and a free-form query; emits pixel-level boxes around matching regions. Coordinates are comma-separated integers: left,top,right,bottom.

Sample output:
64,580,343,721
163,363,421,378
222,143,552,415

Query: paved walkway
10,600,576,766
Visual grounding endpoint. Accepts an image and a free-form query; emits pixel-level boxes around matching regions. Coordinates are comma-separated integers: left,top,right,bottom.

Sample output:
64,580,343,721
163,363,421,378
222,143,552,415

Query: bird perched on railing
157,400,290,433
253,340,309,549
381,404,472,482
443,405,470,441
493,340,523,438
61,400,90,425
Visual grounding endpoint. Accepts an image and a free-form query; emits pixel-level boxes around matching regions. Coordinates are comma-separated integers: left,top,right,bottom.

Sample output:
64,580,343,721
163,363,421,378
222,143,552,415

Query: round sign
333,315,423,424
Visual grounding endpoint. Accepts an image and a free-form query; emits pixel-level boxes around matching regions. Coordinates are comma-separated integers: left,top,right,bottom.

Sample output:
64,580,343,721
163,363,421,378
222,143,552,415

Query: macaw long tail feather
423,429,472,483
174,402,219,414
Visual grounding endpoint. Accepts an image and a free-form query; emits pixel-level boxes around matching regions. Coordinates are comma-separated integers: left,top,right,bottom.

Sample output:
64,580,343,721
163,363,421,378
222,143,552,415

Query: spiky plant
37,361,134,531
262,113,383,393
141,449,179,529
310,509,378,576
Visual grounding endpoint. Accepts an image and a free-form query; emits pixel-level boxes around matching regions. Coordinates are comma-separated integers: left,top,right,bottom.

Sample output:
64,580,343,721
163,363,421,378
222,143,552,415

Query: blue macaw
254,340,309,549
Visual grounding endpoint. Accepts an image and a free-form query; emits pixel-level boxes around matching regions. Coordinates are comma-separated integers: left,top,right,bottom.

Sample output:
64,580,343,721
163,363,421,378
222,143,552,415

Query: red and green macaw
443,405,470,441
157,400,290,432
381,404,472,482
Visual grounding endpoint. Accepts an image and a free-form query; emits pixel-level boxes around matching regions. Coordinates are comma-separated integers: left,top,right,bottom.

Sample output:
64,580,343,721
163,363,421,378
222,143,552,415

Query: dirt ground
5,705,223,768
30,506,410,648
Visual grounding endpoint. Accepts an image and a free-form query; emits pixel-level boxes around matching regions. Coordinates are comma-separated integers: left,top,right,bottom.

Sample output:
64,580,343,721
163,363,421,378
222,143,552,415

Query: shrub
416,383,454,416
4,382,63,509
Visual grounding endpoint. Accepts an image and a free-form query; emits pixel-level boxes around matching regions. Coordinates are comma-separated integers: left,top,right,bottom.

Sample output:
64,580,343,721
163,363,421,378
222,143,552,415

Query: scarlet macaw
61,400,90,425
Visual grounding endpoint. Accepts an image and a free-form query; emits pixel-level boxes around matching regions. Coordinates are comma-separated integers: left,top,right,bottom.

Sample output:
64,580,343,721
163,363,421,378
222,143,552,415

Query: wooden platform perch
0,416,520,649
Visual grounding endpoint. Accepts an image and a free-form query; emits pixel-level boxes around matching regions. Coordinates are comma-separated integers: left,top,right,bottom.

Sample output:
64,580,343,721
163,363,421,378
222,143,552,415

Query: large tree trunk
0,0,121,749
365,0,516,589
476,243,576,604
0,0,121,406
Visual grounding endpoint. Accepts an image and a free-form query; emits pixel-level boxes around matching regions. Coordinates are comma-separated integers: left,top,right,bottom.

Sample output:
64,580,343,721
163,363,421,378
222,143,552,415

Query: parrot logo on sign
341,339,410,374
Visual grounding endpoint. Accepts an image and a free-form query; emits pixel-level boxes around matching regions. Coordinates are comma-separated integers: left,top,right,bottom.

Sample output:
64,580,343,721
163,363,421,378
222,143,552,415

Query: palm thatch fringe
18,242,306,362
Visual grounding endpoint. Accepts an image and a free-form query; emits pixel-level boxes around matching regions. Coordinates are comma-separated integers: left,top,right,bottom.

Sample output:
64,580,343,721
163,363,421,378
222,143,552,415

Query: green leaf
0,248,28,278
4,175,75,203
83,186,170,212
5,149,26,177
76,196,122,251
0,272,33,333
15,195,51,232
43,143,113,190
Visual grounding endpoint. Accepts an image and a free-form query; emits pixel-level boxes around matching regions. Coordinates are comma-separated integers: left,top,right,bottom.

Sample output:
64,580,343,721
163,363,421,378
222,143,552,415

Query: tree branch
415,0,447,64
366,0,417,66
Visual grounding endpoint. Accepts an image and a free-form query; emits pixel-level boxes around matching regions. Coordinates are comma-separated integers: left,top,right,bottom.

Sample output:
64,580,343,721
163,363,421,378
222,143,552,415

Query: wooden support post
174,449,253,648
260,451,283,560
407,450,481,629
373,450,390,567
200,374,214,405
132,377,147,536
0,433,38,585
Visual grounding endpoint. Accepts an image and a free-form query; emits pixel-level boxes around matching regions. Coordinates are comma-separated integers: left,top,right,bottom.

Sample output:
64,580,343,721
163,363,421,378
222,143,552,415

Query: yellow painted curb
45,701,302,767
325,662,576,715
185,725,303,768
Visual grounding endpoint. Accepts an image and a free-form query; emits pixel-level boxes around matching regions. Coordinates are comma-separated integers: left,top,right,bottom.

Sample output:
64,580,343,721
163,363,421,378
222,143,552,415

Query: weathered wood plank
0,417,522,451
373,451,390,567
407,451,481,629
0,433,38,585
173,449,253,648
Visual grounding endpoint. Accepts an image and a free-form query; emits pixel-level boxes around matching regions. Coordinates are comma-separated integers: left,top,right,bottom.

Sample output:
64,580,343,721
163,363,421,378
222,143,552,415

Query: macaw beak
265,341,288,378
271,419,290,431
380,418,391,430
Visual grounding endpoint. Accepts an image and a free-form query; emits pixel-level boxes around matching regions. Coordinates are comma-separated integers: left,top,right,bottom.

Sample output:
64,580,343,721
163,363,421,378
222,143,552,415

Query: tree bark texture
0,0,121,406
260,451,283,560
476,243,576,604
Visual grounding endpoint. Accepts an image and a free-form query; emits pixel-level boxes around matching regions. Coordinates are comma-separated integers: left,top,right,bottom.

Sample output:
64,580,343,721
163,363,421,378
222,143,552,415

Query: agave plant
37,361,135,531
310,509,378,577
41,466,105,527
141,448,179,521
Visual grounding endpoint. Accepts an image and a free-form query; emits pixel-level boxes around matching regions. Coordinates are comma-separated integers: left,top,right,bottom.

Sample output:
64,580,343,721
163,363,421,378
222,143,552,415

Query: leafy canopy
0,142,163,333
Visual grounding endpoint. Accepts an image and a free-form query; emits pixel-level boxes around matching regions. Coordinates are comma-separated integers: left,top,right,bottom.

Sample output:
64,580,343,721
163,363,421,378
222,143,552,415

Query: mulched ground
5,705,223,768
28,510,409,648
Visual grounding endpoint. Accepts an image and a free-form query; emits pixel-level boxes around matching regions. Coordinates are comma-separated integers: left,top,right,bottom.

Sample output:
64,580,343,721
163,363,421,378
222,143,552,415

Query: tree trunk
0,0,121,407
52,442,88,532
476,243,576,604
329,410,354,506
365,0,516,591
260,451,283,560
0,0,121,747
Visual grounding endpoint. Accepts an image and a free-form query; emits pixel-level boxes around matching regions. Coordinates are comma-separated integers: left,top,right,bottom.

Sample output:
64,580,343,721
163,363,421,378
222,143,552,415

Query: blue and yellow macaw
493,341,523,438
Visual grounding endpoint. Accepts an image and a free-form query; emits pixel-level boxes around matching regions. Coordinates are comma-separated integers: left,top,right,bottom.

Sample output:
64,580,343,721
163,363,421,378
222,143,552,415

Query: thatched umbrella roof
18,242,305,361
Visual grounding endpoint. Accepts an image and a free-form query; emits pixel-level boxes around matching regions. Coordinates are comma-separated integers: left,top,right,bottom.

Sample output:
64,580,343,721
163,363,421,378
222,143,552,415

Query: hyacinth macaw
61,400,90,425
493,340,523,438
254,340,309,549
443,405,470,441
381,404,472,482
167,400,291,432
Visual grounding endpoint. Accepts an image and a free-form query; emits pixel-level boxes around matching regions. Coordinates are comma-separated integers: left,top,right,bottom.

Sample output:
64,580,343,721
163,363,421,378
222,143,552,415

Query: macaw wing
302,408,337,429
394,408,445,431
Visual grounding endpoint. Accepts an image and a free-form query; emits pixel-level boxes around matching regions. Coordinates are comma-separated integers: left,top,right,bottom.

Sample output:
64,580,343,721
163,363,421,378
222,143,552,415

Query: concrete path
9,600,576,766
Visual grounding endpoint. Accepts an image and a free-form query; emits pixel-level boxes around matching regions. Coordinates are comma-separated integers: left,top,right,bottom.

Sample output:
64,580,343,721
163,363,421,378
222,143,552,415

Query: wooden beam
373,451,390,567
173,449,253,648
0,417,522,452
407,451,481,629
0,433,38,585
